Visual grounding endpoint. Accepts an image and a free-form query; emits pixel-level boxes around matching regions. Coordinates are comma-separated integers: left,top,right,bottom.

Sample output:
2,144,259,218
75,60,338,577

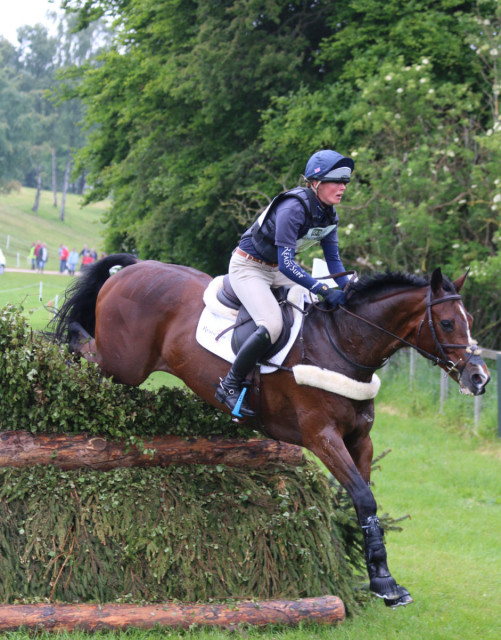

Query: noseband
323,286,479,376
415,288,480,379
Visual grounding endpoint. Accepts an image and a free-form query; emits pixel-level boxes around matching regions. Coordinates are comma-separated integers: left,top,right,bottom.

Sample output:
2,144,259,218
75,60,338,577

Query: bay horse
54,254,490,608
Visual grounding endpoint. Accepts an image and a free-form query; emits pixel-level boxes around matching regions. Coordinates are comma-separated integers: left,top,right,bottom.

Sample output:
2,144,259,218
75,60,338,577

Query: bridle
320,286,480,377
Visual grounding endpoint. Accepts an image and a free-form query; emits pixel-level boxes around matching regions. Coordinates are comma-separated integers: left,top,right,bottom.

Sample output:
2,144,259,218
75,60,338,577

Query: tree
258,0,500,346
64,0,500,346
64,0,344,272
0,39,33,191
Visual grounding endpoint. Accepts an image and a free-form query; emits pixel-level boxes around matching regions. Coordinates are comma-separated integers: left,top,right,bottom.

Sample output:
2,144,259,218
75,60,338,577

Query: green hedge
0,305,367,611
0,464,364,610
0,304,247,440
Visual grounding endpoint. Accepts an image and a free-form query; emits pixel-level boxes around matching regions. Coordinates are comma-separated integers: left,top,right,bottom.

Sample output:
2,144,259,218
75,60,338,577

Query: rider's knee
258,320,281,344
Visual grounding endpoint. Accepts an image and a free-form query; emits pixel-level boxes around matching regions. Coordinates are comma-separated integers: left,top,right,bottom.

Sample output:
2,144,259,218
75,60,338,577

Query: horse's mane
345,270,455,301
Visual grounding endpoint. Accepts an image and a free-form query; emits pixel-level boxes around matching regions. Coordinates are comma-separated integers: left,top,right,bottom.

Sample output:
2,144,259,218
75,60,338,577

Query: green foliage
258,2,501,347
0,304,368,610
0,304,249,440
65,0,340,273
0,463,362,609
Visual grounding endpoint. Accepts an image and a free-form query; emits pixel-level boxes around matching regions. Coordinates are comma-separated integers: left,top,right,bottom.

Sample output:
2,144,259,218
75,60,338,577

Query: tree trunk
52,148,58,207
0,596,345,631
31,163,42,212
77,170,86,195
0,431,303,470
60,148,71,221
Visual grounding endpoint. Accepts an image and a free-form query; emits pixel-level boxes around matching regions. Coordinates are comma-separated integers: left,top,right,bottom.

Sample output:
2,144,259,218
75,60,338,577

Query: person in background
59,244,69,273
34,240,42,267
67,249,79,276
29,243,36,270
37,243,48,272
0,248,6,274
81,251,94,270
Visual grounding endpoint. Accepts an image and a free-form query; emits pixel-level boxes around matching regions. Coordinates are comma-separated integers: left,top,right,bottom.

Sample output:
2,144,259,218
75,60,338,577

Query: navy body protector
246,187,334,264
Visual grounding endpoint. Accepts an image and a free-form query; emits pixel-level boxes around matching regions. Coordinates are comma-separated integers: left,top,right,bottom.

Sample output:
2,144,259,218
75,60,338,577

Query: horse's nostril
472,373,489,390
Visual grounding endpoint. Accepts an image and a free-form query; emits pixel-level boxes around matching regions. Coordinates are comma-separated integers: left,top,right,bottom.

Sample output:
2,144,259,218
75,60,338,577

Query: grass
0,186,107,272
0,271,71,329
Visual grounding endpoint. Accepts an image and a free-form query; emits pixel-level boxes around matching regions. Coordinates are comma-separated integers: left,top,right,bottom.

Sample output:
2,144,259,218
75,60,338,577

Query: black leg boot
215,326,272,418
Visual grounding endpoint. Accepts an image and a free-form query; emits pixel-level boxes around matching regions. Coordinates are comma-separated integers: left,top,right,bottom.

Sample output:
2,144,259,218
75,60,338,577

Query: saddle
216,275,295,359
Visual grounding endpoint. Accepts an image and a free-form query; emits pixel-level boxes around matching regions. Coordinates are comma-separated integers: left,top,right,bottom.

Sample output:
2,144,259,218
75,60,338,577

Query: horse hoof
370,577,413,605
384,590,414,608
370,575,399,600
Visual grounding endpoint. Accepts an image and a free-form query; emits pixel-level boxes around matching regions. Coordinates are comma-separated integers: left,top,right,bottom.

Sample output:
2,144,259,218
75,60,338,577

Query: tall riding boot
215,325,272,418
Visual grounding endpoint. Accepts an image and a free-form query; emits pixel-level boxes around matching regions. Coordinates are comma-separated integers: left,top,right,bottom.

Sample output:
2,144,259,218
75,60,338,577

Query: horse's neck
331,287,427,373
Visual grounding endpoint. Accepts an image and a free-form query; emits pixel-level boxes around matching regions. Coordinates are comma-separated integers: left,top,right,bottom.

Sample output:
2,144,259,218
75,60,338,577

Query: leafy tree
64,0,343,272
64,0,500,345
258,0,500,346
0,39,33,191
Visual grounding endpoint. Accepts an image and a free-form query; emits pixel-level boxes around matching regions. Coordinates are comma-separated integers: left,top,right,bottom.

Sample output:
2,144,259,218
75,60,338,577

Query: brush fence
0,431,349,630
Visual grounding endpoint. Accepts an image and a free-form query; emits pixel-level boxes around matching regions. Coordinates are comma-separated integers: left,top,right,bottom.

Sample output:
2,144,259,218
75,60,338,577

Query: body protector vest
242,187,339,264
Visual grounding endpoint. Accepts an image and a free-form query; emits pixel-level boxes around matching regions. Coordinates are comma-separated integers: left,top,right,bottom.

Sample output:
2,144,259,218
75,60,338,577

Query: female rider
215,149,354,418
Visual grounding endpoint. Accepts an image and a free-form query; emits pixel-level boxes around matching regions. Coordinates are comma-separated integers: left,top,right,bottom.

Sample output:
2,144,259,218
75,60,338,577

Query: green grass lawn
0,271,71,330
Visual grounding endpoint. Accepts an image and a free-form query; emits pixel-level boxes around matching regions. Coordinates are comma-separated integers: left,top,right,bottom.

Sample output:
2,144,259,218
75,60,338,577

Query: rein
322,287,475,376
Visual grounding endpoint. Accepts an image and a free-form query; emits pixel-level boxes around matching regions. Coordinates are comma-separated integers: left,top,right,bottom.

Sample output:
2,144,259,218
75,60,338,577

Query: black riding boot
215,325,272,418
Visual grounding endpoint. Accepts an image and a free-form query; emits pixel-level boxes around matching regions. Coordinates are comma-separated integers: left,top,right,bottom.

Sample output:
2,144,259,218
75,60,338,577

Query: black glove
317,285,346,309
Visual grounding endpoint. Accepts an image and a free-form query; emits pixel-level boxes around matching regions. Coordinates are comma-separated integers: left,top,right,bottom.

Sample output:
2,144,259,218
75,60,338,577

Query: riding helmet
304,149,355,183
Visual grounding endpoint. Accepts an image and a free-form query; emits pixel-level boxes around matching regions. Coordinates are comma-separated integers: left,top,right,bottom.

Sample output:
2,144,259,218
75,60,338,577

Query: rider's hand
317,285,346,309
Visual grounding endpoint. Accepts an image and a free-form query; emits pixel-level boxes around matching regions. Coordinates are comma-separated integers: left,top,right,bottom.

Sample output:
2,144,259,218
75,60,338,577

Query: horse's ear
453,268,470,293
430,267,443,294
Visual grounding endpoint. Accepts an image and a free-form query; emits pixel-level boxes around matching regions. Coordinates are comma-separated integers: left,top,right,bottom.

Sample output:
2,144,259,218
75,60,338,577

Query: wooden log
0,596,345,631
0,431,303,470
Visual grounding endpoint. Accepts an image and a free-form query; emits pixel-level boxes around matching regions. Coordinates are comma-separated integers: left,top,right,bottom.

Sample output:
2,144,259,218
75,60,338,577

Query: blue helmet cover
304,149,355,181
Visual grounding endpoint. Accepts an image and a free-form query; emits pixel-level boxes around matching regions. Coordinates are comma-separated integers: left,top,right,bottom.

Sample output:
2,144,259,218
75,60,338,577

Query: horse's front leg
304,425,412,607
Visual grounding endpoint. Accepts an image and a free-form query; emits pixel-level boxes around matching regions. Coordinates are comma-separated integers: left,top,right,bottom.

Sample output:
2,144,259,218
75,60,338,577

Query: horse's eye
440,319,454,332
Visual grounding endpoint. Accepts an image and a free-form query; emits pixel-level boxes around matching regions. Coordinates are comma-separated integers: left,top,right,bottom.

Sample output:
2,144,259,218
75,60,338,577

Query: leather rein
317,281,477,377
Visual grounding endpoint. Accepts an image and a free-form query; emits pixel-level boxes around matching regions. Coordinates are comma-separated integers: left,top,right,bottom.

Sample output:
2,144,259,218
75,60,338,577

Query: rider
215,149,354,418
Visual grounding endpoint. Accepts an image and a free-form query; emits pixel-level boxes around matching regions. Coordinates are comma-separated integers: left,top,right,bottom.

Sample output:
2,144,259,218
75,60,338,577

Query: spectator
59,244,69,273
0,248,5,274
67,249,79,276
37,243,48,273
81,252,94,270
29,243,36,270
34,240,42,266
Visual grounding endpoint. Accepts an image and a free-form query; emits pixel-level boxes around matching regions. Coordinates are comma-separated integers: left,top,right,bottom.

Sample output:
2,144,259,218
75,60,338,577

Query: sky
0,0,64,45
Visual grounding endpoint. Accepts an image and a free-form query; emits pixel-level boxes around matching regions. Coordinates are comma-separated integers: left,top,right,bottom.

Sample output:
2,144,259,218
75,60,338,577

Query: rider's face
314,181,347,206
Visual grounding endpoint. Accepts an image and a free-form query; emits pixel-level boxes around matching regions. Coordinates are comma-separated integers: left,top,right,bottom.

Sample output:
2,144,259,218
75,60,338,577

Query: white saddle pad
195,276,310,374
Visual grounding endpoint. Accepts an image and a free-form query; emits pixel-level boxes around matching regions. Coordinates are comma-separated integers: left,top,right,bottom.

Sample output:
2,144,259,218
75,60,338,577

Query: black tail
52,253,139,343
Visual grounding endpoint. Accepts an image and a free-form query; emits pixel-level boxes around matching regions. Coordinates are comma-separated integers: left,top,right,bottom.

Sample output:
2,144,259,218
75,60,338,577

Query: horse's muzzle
459,356,490,396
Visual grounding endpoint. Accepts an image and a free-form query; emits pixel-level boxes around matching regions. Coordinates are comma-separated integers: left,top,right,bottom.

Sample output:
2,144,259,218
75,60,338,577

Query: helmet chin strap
303,175,329,207
310,180,320,195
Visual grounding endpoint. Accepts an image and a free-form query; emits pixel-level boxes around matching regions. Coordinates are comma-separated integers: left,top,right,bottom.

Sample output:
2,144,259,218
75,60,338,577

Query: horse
53,254,490,608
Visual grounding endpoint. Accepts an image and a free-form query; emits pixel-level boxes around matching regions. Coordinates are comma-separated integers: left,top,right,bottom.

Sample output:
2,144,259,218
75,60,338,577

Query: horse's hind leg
304,426,413,607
